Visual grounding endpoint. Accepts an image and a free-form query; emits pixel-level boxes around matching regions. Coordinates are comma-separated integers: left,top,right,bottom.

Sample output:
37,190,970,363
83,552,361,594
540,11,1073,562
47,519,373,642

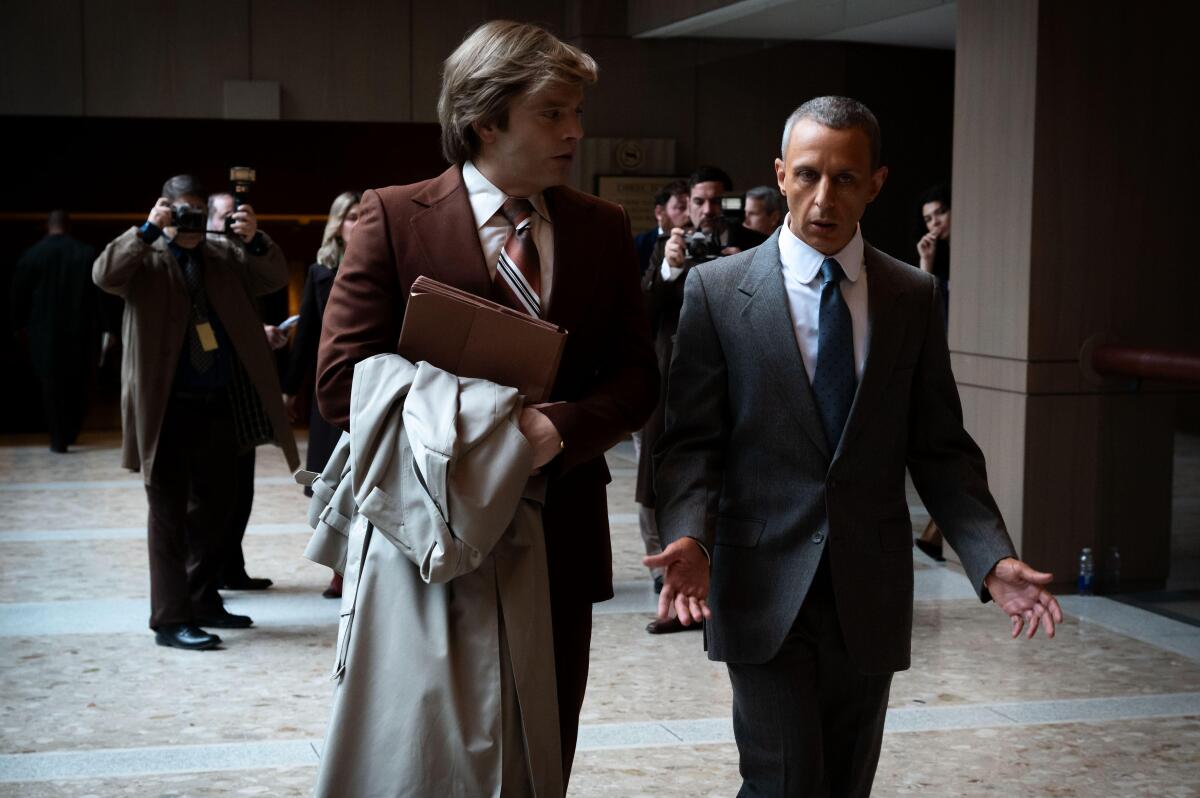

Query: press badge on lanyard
196,321,219,352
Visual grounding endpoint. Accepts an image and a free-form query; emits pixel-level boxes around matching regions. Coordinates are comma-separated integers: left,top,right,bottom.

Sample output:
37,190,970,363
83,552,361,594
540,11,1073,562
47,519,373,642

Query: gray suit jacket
654,231,1016,673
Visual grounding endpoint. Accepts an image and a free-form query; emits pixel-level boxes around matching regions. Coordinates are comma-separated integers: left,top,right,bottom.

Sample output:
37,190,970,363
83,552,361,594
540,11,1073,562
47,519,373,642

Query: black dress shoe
645,616,702,635
219,575,274,590
194,610,254,629
155,624,221,650
915,538,946,562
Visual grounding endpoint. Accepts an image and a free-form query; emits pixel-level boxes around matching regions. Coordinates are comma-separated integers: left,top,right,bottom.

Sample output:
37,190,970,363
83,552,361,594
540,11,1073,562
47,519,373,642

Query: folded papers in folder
397,276,566,403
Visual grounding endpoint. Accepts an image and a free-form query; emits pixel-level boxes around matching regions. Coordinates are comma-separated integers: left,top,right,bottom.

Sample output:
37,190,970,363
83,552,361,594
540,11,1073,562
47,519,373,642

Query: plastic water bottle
1078,547,1095,595
1105,546,1121,593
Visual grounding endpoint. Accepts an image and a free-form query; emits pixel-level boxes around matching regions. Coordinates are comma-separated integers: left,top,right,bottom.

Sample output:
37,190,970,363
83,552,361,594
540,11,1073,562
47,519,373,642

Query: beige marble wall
951,0,1196,589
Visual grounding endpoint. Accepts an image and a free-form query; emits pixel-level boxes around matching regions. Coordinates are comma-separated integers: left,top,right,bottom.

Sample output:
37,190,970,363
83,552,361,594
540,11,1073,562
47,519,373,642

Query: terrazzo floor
1,433,1198,796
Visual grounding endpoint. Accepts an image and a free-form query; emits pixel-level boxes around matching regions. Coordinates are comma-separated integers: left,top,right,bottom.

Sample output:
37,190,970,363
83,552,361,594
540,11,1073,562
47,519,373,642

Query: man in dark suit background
11,210,98,452
648,96,1062,796
316,20,658,786
633,179,689,277
637,166,767,632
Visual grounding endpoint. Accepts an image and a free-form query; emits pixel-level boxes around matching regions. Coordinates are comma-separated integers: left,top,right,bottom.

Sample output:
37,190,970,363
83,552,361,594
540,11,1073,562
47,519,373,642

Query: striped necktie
493,197,542,317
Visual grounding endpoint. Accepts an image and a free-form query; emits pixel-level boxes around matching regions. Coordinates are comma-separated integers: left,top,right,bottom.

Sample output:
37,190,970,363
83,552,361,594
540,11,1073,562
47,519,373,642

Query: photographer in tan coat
93,174,298,651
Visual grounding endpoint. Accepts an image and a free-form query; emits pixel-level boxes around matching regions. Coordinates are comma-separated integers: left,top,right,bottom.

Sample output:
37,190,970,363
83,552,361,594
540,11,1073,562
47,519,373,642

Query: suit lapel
739,232,831,460
833,244,909,462
541,186,596,331
409,165,493,298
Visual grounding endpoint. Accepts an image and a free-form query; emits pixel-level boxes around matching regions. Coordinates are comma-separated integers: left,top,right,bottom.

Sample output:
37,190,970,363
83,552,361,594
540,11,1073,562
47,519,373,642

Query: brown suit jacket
317,165,658,604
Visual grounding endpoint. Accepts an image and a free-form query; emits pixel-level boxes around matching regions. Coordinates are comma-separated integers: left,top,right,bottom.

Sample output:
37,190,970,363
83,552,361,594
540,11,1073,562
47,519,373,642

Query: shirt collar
778,213,864,284
462,161,551,229
168,239,202,263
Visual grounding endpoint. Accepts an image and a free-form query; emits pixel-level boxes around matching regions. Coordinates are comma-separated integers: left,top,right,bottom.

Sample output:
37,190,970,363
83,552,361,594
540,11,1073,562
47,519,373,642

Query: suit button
811,532,825,544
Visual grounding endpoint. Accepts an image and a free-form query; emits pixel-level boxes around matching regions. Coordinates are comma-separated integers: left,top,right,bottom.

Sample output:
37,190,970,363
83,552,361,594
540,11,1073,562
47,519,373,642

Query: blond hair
316,191,361,269
437,20,597,165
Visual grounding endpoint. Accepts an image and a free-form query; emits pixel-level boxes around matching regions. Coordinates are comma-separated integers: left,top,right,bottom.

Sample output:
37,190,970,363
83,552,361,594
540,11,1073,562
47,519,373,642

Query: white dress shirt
778,214,869,382
462,161,555,310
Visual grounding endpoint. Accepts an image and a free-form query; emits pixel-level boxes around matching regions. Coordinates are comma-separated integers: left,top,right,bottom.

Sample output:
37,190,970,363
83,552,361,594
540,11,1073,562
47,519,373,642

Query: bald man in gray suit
646,96,1063,797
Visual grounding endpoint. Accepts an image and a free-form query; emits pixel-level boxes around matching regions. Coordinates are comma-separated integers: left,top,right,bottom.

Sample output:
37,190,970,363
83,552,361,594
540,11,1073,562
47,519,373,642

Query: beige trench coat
304,355,562,798
93,228,299,479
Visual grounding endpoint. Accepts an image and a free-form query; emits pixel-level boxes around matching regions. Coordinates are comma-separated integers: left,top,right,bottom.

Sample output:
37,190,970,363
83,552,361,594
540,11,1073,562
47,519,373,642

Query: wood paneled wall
0,1,957,436
951,0,1197,589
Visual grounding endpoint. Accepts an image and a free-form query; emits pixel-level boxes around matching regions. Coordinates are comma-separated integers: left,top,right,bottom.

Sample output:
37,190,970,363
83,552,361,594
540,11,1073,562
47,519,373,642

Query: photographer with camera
654,165,767,281
637,166,767,633
93,174,299,651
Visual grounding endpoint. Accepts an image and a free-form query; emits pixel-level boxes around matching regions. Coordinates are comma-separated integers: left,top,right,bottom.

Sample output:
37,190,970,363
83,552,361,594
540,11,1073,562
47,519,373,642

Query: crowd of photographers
9,166,784,648
10,173,362,650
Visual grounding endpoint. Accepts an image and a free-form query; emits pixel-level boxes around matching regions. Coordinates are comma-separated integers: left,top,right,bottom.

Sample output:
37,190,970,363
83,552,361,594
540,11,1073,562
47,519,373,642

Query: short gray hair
780,96,882,169
745,185,783,215
162,174,206,203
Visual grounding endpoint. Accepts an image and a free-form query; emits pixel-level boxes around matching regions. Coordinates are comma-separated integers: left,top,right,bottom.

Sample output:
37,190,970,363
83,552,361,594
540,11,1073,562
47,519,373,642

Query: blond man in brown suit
316,21,658,786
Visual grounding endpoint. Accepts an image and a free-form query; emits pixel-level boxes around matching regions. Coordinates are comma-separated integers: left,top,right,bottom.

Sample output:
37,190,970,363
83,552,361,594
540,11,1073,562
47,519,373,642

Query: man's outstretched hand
643,537,712,627
984,557,1064,639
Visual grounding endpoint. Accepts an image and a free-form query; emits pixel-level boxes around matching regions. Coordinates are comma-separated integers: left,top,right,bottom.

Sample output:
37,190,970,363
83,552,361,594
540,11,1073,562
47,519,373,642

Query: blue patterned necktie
811,257,857,450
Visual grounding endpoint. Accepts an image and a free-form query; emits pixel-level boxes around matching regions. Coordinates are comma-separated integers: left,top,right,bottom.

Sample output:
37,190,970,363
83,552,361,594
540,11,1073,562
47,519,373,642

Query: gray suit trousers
726,558,892,798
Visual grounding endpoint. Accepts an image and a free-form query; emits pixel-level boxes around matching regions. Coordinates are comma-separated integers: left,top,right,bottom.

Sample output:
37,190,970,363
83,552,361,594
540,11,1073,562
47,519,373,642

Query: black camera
656,226,723,265
683,229,723,263
170,205,207,233
224,166,256,235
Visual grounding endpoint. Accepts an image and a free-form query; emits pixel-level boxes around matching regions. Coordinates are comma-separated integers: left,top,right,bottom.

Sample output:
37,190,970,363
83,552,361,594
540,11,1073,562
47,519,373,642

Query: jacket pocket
715,515,766,548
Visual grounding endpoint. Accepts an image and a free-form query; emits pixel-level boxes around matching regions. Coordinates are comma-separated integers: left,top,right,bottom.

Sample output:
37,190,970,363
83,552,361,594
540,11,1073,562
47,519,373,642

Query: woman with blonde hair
283,190,360,597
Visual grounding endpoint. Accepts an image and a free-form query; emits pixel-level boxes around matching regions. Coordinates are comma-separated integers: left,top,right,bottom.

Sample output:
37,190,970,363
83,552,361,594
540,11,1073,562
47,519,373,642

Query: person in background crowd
915,183,952,561
917,183,951,321
11,210,98,453
93,174,299,651
283,190,361,599
637,166,766,633
633,180,689,276
743,184,784,236
204,192,286,591
631,178,689,597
